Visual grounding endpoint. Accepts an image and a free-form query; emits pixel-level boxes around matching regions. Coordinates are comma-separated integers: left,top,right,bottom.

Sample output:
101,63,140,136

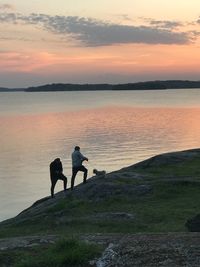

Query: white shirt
72,150,87,167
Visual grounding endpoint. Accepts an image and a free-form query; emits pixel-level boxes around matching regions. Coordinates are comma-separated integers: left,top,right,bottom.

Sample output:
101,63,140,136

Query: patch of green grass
47,197,92,216
137,157,200,178
0,223,48,238
47,199,68,213
0,250,23,266
113,177,143,185
1,180,200,236
131,181,200,232
56,182,200,233
5,239,102,267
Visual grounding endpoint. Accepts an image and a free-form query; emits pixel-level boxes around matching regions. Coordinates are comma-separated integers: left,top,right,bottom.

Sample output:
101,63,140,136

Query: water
0,89,200,221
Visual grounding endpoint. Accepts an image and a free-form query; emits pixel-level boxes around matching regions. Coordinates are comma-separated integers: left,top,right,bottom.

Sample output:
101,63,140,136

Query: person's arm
50,163,54,174
79,152,88,162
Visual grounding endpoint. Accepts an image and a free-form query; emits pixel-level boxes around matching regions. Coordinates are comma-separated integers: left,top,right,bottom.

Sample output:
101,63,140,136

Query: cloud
190,30,200,37
148,19,183,29
0,36,35,42
0,4,14,10
0,12,192,46
116,14,133,22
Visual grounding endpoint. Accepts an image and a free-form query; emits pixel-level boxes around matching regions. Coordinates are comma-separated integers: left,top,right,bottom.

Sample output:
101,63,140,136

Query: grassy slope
0,148,200,266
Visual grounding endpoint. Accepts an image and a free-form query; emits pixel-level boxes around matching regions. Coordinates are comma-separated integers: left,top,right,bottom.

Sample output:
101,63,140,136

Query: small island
23,80,200,91
1,80,200,92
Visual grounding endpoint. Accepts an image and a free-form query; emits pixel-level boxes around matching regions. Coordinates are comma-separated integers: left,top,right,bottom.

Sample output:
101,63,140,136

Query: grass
1,182,200,234
136,157,200,178
1,179,199,237
0,239,102,267
1,152,200,267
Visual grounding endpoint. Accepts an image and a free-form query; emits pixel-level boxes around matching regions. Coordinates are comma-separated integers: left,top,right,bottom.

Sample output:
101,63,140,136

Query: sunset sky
1,0,200,88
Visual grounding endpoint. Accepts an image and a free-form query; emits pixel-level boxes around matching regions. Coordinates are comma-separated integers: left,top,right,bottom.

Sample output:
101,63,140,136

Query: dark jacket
50,159,63,177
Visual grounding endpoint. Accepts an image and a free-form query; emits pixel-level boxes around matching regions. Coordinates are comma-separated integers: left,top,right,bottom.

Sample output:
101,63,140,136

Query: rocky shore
0,148,200,266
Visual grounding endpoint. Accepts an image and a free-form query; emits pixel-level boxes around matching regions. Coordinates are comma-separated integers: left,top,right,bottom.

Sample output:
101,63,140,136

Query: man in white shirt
71,146,88,190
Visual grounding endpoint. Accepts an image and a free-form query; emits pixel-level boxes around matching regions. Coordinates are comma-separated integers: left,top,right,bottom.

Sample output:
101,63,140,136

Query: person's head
74,146,80,151
55,158,60,162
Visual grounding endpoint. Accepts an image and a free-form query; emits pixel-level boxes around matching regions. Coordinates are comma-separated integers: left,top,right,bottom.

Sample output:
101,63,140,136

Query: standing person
71,146,88,190
50,158,67,198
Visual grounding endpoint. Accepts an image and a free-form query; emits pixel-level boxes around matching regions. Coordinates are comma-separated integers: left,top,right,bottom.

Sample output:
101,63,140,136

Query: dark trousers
71,165,88,190
50,173,67,198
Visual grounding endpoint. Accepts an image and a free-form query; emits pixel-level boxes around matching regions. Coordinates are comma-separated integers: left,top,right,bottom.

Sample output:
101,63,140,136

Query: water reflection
0,106,200,220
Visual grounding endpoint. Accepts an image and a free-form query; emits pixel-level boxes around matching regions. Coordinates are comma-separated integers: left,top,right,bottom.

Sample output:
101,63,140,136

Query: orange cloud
0,4,15,10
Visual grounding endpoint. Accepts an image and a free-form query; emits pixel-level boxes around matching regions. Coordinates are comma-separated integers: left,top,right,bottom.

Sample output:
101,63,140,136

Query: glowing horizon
0,0,200,88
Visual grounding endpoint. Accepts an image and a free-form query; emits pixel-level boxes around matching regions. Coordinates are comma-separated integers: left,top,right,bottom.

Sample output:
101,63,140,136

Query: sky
0,0,200,88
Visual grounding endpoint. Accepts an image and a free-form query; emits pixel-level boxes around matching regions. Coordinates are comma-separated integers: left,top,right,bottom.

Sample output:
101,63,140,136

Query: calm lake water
0,89,200,221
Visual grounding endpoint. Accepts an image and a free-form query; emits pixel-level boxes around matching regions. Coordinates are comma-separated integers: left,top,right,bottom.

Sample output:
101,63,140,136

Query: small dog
93,169,106,178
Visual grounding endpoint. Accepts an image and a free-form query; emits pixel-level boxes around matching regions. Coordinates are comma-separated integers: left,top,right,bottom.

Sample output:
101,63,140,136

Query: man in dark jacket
71,146,88,190
50,158,67,198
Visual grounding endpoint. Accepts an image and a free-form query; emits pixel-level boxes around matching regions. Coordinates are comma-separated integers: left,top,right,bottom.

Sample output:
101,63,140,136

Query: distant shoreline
1,80,200,92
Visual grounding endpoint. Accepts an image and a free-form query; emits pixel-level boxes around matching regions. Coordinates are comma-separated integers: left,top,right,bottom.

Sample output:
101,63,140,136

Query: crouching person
50,158,67,198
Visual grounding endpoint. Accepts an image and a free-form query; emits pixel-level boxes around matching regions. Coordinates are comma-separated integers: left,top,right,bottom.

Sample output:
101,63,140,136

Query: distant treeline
1,80,200,92
0,87,24,92
25,80,200,91
26,83,113,92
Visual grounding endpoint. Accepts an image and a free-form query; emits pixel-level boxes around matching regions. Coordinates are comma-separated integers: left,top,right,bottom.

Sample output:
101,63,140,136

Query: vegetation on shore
25,80,200,91
0,148,200,266
1,80,200,92
0,239,102,267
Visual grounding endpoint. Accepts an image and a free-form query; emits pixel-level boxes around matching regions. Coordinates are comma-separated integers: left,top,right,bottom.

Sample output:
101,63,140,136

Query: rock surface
0,235,58,251
88,233,200,267
3,148,200,226
1,172,152,226
1,148,200,266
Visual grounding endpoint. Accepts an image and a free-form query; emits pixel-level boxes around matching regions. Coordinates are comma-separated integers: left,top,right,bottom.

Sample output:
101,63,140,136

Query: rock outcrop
88,233,200,267
1,148,200,266
185,213,200,232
